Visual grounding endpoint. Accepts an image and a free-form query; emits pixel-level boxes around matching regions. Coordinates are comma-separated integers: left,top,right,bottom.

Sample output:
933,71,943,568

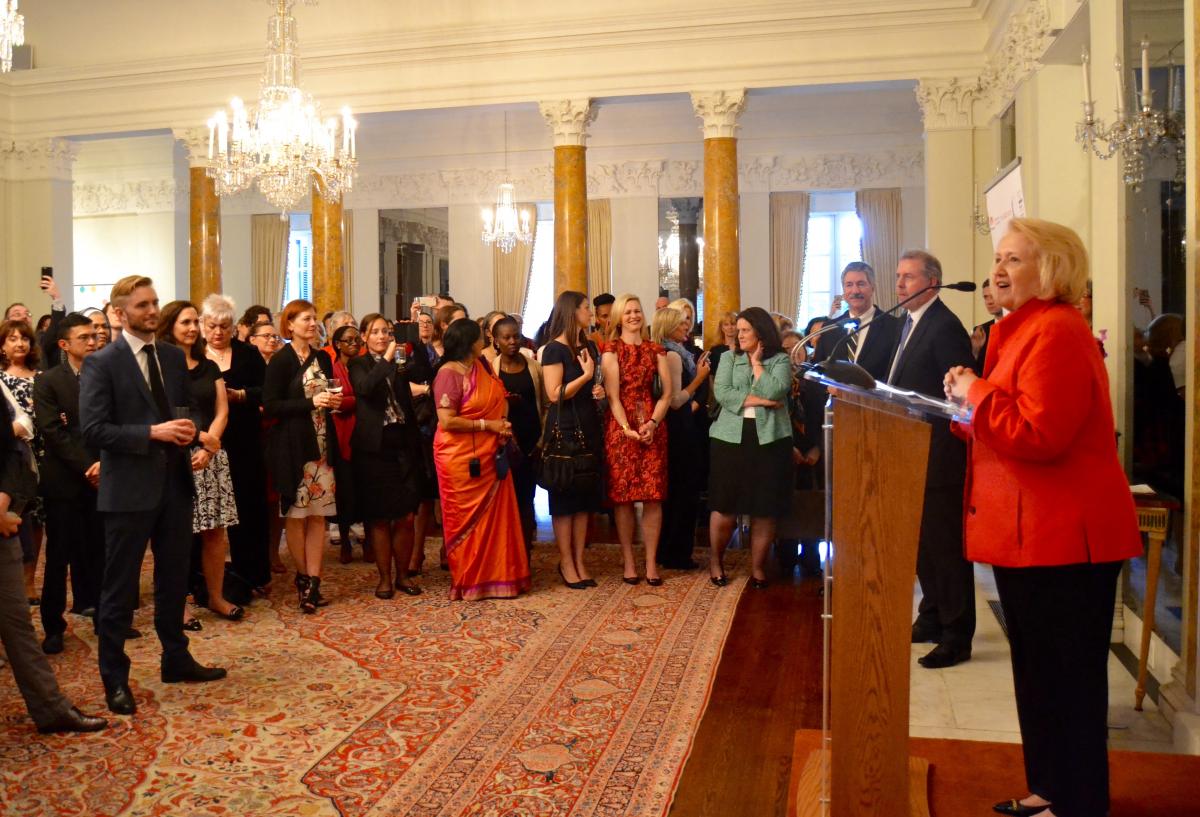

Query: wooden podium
794,373,965,817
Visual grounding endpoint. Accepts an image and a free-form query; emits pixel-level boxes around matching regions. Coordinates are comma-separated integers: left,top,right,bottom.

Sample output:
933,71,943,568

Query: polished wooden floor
669,550,824,817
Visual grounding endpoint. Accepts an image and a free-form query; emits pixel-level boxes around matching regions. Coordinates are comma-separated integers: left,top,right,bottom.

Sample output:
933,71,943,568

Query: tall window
521,218,555,335
798,212,862,326
282,215,312,306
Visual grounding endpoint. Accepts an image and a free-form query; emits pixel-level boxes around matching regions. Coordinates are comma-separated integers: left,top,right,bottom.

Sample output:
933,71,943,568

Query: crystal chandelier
206,0,357,212
0,1,24,73
1076,39,1184,191
482,113,533,253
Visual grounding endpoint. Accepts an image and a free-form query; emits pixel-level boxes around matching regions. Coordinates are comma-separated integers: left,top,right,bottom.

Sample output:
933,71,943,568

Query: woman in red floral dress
601,294,673,586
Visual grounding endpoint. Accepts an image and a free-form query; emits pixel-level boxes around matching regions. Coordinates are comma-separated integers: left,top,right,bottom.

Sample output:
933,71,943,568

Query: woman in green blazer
708,307,793,589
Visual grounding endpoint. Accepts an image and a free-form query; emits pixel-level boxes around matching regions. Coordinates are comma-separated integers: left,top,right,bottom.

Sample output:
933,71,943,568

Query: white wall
219,213,253,313
73,211,177,308
740,193,770,310
447,204,495,317
609,196,658,303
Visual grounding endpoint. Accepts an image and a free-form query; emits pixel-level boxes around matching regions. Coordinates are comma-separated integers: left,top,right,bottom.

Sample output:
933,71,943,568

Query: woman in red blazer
944,218,1141,817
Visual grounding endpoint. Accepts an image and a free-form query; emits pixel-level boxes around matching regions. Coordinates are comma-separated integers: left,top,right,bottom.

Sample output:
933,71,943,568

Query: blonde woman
652,306,711,570
601,294,672,585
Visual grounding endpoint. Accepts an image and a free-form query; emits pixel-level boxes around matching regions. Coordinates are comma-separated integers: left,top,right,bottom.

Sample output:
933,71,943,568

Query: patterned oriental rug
0,542,746,816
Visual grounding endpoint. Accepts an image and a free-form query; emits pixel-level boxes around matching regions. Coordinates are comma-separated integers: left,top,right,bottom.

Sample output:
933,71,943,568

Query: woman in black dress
158,301,243,622
540,291,604,588
200,294,272,592
349,314,431,599
491,316,543,552
263,300,343,614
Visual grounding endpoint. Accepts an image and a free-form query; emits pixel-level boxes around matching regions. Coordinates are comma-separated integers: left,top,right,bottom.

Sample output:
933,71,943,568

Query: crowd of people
0,221,1145,817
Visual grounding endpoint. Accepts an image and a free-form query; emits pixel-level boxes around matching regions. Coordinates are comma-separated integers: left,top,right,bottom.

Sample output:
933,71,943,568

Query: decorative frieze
0,137,78,182
73,179,187,216
976,0,1052,118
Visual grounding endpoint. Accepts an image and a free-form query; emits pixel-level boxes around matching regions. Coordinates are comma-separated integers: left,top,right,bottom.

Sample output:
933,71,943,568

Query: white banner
984,158,1026,250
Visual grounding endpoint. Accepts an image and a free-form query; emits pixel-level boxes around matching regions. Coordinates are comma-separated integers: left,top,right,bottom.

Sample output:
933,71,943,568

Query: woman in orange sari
433,319,531,601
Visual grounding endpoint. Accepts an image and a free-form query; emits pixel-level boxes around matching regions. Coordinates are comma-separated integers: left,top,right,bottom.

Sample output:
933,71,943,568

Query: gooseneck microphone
813,280,978,389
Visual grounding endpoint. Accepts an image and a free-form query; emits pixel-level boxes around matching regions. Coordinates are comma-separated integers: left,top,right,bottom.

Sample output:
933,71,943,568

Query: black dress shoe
374,587,395,600
161,661,228,684
41,633,64,655
646,576,664,587
750,577,769,590
37,706,108,734
993,799,1051,816
917,643,971,669
73,606,96,618
911,621,942,644
396,584,423,597
710,575,728,588
581,578,597,588
183,617,203,632
105,685,136,715
126,627,142,639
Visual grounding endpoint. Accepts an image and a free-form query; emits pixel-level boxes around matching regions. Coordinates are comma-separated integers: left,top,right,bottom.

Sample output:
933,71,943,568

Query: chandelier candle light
206,0,357,213
1076,37,1180,190
481,113,533,254
0,0,23,73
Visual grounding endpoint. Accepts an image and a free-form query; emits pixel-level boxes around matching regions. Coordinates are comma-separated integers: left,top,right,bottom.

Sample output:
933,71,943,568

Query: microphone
815,280,977,388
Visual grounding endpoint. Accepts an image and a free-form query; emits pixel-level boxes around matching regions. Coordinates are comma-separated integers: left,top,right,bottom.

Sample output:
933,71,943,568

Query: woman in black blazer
263,299,343,614
349,314,432,599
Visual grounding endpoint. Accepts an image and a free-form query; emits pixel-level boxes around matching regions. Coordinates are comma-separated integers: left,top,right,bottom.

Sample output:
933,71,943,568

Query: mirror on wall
378,208,449,319
1125,0,1186,656
657,198,703,308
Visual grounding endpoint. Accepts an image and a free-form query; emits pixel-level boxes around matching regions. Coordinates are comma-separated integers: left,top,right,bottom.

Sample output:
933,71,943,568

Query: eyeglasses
337,337,362,345
252,332,281,342
70,332,98,343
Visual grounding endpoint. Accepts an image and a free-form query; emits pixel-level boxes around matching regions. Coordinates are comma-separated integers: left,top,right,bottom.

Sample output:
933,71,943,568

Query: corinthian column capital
539,99,595,147
690,90,746,139
0,137,79,182
915,78,980,130
172,126,212,169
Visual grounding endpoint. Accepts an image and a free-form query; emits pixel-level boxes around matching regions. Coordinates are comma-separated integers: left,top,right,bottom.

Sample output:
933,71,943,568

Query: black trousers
512,459,537,550
40,493,104,637
97,478,194,691
227,444,270,588
993,560,1122,817
914,485,975,650
660,407,700,567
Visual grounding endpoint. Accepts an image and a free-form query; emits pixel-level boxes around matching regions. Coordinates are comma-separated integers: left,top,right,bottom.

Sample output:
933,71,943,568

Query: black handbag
536,384,599,494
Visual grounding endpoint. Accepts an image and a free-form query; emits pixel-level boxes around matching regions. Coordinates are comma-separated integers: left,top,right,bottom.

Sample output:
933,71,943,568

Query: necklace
207,345,232,368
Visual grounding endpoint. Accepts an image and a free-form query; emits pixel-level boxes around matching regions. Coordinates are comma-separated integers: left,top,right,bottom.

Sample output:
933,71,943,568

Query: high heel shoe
750,577,769,590
622,576,641,585
210,604,244,622
646,576,664,587
709,575,728,588
294,572,310,607
580,578,597,588
301,576,321,614
558,564,588,590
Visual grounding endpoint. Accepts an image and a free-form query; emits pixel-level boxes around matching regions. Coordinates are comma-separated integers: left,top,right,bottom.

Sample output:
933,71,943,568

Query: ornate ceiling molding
0,137,78,181
916,77,980,130
73,179,186,216
975,0,1052,118
690,90,747,139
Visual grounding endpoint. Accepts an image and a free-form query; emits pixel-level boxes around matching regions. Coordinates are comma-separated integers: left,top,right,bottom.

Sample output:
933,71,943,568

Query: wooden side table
1132,494,1179,711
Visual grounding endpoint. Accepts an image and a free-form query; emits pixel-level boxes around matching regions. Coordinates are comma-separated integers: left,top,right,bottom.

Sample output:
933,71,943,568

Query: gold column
692,91,745,349
189,167,222,301
540,99,595,296
311,177,345,319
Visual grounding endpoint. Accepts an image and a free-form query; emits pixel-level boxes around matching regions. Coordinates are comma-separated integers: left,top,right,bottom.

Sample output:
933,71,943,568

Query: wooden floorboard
669,551,825,817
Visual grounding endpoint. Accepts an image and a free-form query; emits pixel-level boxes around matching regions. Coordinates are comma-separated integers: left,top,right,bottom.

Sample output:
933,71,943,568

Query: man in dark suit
35,313,106,654
887,250,977,669
81,276,226,715
970,278,1004,372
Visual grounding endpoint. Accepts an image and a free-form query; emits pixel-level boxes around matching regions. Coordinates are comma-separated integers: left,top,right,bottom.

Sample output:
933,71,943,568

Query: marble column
188,167,222,301
691,90,745,349
311,177,345,319
672,198,701,306
540,99,595,296
0,139,77,311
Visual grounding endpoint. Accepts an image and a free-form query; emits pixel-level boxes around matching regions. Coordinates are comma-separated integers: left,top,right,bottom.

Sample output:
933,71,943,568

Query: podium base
792,730,931,817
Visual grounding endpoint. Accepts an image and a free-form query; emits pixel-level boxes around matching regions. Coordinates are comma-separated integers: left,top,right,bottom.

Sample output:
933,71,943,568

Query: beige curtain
492,206,538,315
342,210,355,310
770,192,810,319
856,188,903,312
587,199,612,299
251,214,290,310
